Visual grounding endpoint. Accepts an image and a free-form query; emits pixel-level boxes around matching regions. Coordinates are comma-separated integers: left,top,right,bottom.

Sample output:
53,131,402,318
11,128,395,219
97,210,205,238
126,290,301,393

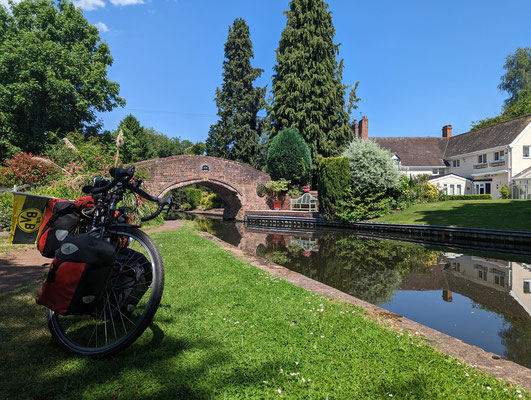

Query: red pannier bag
37,199,80,258
36,234,116,316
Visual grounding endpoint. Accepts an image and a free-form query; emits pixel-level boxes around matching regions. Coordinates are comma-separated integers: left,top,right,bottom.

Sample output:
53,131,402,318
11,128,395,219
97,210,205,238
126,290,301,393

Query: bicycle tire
46,226,165,358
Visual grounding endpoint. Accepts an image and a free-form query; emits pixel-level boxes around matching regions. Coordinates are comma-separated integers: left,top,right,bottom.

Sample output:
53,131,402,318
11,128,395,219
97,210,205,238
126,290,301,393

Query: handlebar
83,166,135,195
81,164,173,222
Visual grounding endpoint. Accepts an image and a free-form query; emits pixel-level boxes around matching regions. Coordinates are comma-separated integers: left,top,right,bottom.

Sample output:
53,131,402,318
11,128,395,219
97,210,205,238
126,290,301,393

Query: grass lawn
373,200,531,231
0,226,528,399
0,234,29,254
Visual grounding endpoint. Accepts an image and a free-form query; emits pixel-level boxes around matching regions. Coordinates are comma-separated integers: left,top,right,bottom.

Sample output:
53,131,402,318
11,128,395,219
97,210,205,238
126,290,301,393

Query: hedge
317,157,350,215
444,194,493,200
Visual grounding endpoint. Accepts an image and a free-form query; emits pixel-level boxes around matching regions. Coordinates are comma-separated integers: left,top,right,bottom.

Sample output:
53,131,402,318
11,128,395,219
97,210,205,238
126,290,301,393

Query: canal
188,215,531,368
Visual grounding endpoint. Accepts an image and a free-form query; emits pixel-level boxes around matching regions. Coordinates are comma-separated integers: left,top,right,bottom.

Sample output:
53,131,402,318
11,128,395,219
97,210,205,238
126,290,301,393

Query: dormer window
452,160,460,168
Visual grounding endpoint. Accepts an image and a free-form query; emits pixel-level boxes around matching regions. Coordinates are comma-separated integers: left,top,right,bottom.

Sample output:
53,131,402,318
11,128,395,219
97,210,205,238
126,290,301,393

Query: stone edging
198,231,531,390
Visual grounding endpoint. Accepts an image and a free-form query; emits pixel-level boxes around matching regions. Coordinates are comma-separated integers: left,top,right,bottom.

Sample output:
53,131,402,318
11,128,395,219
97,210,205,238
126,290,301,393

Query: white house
365,114,531,199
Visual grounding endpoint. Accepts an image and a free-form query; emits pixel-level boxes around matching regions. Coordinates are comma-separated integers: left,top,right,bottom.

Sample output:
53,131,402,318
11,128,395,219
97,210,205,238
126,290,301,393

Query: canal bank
244,210,531,254
197,227,531,390
186,214,531,370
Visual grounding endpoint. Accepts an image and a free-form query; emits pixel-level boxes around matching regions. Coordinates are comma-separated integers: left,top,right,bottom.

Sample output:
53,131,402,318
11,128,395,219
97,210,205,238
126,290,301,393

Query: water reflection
191,215,531,368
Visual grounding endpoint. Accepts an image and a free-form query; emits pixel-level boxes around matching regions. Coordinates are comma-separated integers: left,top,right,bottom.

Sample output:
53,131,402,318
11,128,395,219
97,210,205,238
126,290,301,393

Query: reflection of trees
193,217,242,246
499,317,531,368
259,233,441,305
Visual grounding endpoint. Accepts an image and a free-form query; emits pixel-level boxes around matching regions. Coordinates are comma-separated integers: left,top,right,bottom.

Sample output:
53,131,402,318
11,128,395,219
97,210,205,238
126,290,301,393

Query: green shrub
336,188,396,223
317,157,350,215
342,139,401,191
0,192,13,232
267,127,312,185
265,179,290,201
185,187,202,209
180,202,192,211
500,185,510,199
444,194,493,200
200,193,222,210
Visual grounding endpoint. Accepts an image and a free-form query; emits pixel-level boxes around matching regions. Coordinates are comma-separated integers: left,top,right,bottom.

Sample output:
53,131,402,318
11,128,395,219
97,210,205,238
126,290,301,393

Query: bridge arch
136,155,271,220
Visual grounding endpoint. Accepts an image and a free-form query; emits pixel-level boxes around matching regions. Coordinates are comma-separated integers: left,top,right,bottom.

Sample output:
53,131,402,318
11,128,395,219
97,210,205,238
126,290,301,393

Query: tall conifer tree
269,0,352,170
206,18,266,168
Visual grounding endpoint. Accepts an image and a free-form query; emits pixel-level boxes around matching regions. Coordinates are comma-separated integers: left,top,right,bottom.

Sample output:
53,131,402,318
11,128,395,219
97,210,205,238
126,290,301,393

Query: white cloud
110,0,144,6
73,0,105,11
94,22,109,32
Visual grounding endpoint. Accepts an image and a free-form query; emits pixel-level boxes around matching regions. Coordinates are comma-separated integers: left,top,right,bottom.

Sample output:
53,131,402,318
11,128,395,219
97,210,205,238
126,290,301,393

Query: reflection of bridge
137,156,270,220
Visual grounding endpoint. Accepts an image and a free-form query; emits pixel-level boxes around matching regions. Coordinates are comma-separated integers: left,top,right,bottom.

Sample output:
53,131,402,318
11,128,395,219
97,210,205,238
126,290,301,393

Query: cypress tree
206,18,266,168
269,0,352,170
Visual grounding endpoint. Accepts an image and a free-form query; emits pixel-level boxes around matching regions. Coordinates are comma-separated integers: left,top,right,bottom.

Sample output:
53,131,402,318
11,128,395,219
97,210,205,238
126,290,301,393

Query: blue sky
47,1,531,140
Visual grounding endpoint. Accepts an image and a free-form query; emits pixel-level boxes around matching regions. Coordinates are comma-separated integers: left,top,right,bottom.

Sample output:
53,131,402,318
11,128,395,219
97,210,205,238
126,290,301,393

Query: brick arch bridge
136,155,271,220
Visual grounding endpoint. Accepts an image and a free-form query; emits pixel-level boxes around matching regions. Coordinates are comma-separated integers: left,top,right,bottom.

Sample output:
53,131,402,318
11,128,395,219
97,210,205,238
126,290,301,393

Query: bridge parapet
136,155,271,220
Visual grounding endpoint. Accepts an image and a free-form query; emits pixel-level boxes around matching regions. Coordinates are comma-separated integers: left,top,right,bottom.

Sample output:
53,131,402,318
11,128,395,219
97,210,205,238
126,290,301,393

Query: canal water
189,215,531,368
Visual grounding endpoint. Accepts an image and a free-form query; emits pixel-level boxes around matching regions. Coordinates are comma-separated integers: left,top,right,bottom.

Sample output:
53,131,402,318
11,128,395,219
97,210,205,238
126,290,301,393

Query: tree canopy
0,0,125,159
269,0,353,170
206,18,266,169
472,47,531,130
499,47,531,107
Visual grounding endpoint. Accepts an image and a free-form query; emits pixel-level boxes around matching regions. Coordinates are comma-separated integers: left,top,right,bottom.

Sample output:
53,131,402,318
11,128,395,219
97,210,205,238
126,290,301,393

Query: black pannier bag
37,199,80,258
110,248,152,318
36,234,116,316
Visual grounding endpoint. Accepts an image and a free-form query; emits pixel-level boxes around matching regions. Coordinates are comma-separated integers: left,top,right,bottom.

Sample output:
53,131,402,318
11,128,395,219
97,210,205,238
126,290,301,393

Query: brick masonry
136,155,271,220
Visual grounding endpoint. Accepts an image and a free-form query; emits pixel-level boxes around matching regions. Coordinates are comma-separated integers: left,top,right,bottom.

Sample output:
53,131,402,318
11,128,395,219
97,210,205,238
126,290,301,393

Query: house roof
513,166,531,180
371,114,531,166
372,137,448,167
445,114,531,157
428,173,471,182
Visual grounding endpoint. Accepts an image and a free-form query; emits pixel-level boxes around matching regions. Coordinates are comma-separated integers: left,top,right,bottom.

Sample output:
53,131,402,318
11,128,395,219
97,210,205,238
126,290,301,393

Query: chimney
352,119,359,138
442,125,452,138
359,116,368,140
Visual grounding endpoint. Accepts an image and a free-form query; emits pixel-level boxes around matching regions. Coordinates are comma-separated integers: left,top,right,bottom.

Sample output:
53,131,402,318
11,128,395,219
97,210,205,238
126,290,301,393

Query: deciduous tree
0,0,124,159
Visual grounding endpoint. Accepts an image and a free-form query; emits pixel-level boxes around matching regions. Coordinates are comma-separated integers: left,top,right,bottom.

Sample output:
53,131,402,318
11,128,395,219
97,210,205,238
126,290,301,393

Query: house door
474,183,491,195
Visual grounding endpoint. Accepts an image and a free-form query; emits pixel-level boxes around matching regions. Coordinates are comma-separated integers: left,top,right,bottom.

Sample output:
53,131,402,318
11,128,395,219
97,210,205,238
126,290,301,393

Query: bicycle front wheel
46,227,165,358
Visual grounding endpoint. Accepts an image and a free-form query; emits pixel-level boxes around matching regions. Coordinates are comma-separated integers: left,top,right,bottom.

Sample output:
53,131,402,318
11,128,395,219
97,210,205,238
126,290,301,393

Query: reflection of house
399,252,531,318
363,114,531,199
444,254,531,317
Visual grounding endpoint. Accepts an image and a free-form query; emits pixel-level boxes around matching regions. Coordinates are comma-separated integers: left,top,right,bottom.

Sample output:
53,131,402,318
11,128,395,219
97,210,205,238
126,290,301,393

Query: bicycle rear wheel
46,226,164,357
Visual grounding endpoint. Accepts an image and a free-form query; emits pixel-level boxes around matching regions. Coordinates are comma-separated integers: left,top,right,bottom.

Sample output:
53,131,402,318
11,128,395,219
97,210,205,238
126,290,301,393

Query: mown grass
0,235,29,254
373,200,531,231
0,226,528,399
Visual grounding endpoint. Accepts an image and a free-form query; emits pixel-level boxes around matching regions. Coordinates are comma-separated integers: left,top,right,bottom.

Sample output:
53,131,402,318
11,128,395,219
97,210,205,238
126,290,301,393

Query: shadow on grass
0,282,285,400
410,201,531,230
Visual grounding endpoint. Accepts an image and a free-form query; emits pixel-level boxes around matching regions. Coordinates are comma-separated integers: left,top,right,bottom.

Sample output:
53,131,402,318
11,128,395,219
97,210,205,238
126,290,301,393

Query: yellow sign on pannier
10,192,55,245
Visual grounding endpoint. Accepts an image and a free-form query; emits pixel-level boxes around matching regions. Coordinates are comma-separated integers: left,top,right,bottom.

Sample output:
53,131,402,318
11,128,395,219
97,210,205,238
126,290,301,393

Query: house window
494,151,505,161
478,269,487,280
442,184,448,194
456,185,462,195
494,274,505,286
524,146,530,158
432,168,445,175
474,183,491,195
524,280,531,294
449,184,455,195
478,154,487,164
452,160,460,168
